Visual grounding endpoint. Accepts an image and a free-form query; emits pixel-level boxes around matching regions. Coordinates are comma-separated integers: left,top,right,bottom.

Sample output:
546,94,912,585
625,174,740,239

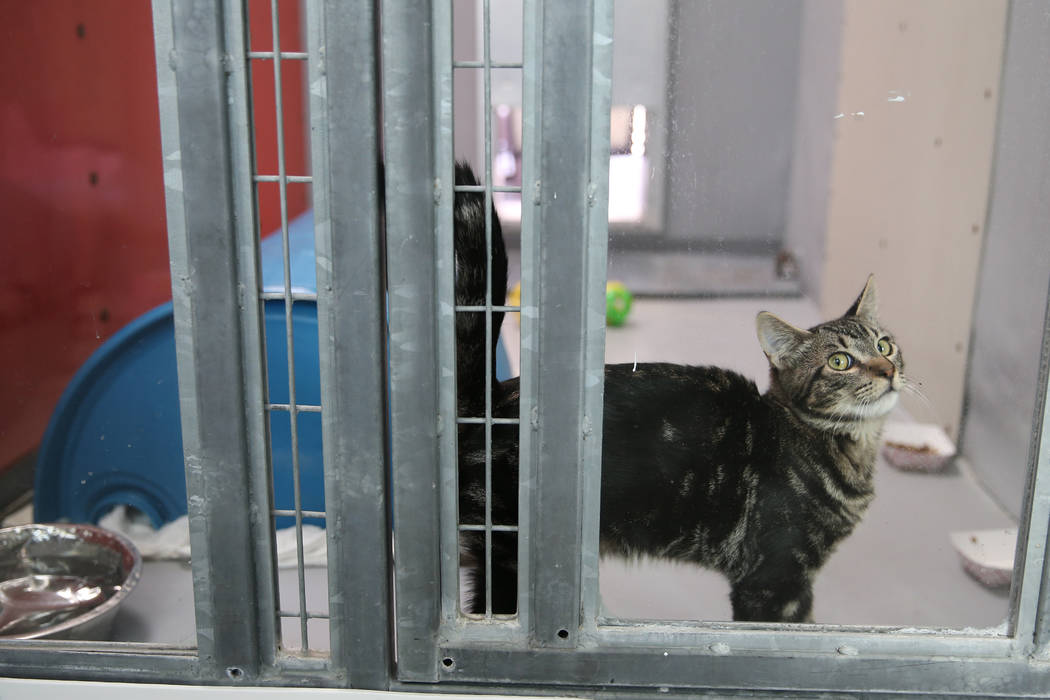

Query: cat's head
755,275,903,432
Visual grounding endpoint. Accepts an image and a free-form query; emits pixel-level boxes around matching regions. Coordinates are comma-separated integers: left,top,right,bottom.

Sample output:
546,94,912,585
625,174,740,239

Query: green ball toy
605,281,633,326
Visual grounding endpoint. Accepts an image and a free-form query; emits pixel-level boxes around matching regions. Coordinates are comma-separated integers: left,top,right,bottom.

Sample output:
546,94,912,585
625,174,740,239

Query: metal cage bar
162,0,269,681
0,646,198,684
579,0,615,632
480,0,495,620
225,0,283,667
517,0,609,649
306,0,393,689
512,0,540,648
435,0,461,633
1013,273,1050,657
383,0,444,682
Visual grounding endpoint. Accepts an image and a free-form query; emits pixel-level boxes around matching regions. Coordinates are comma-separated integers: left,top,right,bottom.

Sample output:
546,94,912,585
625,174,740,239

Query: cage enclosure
1,1,1050,698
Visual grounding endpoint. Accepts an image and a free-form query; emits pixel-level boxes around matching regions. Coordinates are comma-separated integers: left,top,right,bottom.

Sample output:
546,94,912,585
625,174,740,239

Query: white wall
818,0,1008,439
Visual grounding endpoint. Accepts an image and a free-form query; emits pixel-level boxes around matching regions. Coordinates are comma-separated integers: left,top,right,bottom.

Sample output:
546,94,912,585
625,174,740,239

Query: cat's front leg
729,562,815,623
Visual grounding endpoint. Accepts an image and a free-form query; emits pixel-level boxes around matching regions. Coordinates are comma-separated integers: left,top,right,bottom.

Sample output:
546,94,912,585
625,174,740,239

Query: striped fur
455,164,902,621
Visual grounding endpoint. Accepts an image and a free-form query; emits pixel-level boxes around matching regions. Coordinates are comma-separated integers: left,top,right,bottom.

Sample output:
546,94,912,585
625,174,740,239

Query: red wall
249,0,311,231
0,1,308,475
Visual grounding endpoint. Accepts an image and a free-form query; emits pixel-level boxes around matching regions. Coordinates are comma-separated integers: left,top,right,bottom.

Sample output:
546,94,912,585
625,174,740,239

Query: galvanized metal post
432,0,461,631
580,0,615,632
382,0,444,682
518,0,611,648
225,0,282,666
163,0,268,682
1013,275,1050,657
306,0,393,689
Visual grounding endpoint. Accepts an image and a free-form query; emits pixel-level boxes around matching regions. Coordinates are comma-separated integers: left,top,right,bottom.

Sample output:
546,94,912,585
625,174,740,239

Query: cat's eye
827,352,853,370
877,337,893,356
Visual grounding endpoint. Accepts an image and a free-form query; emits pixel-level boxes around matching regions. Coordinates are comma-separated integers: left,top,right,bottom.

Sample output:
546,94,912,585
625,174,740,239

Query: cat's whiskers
899,374,937,418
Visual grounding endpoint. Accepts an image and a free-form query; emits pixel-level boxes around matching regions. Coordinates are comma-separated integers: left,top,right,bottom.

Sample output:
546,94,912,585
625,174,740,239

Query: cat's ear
756,312,812,369
845,274,879,322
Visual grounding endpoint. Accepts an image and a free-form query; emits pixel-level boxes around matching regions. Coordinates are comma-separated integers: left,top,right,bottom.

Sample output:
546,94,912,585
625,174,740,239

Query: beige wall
820,0,1007,438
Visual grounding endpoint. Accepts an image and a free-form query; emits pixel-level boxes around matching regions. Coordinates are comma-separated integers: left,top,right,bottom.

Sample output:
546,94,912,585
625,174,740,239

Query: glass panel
446,0,1046,634
595,0,1041,631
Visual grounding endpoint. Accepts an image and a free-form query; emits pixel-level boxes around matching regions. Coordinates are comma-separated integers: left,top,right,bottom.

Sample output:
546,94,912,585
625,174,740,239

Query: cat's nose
865,357,896,380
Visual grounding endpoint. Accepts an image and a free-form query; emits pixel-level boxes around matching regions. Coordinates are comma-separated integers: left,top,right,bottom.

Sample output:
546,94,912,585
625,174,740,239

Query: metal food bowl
0,523,141,640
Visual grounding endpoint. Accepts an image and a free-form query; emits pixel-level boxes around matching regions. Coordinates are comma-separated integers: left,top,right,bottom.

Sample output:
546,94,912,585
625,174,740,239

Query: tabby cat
453,163,904,622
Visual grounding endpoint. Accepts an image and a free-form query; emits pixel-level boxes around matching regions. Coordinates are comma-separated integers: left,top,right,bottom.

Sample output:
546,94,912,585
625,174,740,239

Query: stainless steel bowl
0,523,142,640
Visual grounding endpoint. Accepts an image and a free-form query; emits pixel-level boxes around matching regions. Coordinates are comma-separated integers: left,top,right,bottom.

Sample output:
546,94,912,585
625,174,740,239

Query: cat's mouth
869,387,900,416
844,386,899,420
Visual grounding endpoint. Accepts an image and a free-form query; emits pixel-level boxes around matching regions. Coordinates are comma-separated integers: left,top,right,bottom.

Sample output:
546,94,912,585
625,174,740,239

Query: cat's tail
454,162,508,418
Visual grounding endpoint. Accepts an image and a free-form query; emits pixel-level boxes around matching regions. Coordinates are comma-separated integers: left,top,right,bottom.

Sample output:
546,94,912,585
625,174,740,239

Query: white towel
98,506,328,568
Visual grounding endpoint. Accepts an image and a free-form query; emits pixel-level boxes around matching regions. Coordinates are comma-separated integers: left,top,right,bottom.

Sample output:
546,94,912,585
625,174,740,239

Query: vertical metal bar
383,0,443,682
163,0,264,681
306,0,393,688
242,4,281,646
435,0,461,627
518,0,606,648
481,0,495,621
1012,276,1050,657
267,0,310,653
225,0,281,664
580,0,614,633
516,0,539,640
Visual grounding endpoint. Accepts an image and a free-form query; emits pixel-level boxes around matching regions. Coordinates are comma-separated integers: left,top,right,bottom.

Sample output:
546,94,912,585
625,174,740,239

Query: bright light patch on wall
492,104,651,225
630,104,647,157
